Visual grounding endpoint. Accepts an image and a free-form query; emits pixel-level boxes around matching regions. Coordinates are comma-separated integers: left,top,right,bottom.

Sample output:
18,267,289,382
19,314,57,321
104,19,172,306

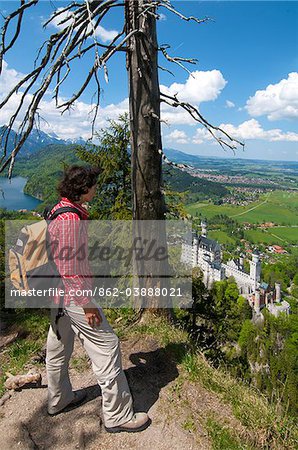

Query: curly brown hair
58,165,101,202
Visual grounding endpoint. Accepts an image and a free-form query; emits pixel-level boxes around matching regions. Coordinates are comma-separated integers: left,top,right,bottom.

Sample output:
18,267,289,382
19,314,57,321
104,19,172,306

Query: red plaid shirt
47,197,93,306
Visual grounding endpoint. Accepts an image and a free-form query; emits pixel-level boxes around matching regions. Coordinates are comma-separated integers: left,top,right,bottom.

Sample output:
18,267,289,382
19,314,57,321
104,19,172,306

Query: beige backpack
9,206,82,292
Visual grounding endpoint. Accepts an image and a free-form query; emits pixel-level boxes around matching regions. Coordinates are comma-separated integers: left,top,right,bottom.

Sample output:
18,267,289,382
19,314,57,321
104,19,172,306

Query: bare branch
158,64,174,76
0,0,38,73
158,148,193,172
0,0,133,176
91,69,101,136
159,0,211,25
160,91,244,152
100,29,138,65
42,2,83,28
0,0,239,179
160,44,198,76
59,64,97,110
53,63,71,105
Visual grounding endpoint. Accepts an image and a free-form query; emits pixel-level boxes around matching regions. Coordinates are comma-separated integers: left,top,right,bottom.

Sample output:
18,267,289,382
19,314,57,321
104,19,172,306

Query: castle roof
198,235,219,252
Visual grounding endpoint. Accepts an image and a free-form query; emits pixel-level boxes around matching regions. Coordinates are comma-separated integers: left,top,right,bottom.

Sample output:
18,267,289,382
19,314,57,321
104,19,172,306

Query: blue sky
0,1,297,161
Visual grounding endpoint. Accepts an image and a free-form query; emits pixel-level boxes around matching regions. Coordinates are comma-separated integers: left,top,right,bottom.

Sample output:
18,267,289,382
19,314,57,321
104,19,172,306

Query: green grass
244,229,279,245
206,415,255,450
186,190,298,226
7,340,41,369
12,310,50,338
124,318,298,449
0,310,49,396
268,227,298,243
244,227,298,245
266,191,298,206
1,311,297,449
182,416,197,433
208,230,236,245
180,351,297,449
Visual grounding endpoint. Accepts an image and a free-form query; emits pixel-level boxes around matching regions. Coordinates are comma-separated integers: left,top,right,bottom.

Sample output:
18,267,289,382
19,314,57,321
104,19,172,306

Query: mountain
0,126,68,158
163,166,228,200
164,147,298,170
163,148,203,165
0,127,62,156
162,148,232,171
0,126,90,161
12,143,85,206
65,136,86,145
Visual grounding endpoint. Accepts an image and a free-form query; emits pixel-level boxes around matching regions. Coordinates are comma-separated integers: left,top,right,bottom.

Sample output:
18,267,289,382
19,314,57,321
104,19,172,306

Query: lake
0,176,42,210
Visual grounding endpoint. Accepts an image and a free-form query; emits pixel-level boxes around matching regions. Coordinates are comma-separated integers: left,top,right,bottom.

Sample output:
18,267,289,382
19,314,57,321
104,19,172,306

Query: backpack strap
47,206,83,221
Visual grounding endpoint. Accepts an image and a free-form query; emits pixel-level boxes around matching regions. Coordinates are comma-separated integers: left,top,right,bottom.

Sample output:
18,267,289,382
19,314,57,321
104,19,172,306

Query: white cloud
160,104,195,126
47,8,74,30
192,128,209,144
160,70,227,104
165,129,189,144
47,8,118,43
0,60,25,94
246,73,298,120
2,61,298,147
192,119,298,143
0,60,129,140
39,97,129,140
95,24,118,42
0,61,33,127
226,100,235,108
1,60,229,139
158,13,167,21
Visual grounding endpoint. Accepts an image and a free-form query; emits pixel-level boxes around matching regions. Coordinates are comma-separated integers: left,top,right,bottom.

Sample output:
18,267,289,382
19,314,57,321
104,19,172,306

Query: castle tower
275,282,281,302
239,254,244,269
249,249,261,290
201,219,207,237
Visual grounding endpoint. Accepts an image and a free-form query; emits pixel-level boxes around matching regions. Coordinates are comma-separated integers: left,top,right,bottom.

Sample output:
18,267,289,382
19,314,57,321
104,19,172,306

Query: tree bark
125,0,172,322
125,0,164,220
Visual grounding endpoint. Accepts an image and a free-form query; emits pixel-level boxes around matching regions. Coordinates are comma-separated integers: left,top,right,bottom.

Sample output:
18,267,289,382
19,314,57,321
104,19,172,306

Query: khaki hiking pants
46,301,134,427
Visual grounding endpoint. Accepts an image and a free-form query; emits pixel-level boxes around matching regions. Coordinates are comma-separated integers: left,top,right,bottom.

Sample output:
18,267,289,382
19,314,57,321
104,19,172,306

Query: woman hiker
45,165,150,433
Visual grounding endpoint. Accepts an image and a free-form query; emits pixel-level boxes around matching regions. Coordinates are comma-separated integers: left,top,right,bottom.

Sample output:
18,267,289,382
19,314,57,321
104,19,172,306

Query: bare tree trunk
125,0,164,220
125,0,172,322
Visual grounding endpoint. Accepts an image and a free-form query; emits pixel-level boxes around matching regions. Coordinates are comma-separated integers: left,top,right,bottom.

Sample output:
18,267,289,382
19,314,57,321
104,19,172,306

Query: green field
244,227,298,245
269,227,298,243
208,230,236,245
187,191,298,226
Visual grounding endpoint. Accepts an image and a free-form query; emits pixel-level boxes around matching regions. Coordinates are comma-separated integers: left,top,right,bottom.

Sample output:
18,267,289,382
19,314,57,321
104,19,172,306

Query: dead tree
0,0,243,320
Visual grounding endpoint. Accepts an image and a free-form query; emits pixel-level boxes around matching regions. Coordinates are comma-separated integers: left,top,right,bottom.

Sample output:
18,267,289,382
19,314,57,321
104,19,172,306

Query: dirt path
0,335,247,450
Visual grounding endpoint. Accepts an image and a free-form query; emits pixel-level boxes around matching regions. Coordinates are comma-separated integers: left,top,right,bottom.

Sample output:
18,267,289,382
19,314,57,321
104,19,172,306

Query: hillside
0,317,297,449
163,166,228,201
13,144,84,206
12,143,228,208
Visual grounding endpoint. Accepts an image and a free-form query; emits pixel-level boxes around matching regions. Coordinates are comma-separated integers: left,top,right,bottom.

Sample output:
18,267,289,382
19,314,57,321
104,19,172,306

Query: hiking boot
48,389,87,416
105,412,151,433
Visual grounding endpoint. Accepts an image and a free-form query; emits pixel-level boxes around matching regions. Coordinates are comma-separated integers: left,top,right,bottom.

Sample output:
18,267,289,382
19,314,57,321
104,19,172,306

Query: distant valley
0,128,297,215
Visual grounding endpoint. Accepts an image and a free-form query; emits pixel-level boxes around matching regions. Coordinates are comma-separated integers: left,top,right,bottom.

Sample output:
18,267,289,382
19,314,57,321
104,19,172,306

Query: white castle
181,220,290,316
